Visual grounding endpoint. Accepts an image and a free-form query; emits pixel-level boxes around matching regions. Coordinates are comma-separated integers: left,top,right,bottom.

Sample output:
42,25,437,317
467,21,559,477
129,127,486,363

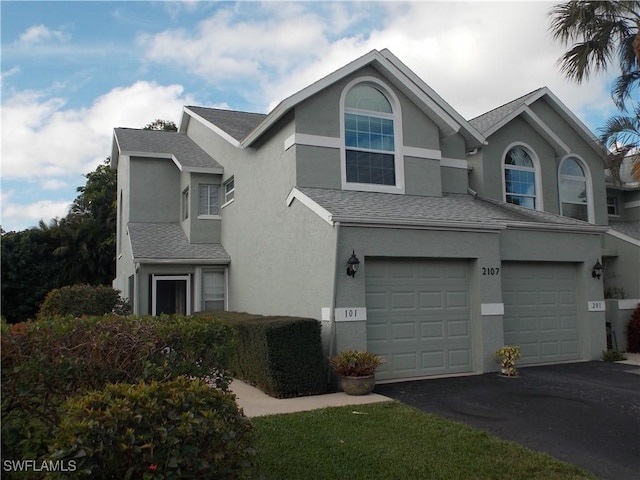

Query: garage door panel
503,262,579,365
366,258,471,380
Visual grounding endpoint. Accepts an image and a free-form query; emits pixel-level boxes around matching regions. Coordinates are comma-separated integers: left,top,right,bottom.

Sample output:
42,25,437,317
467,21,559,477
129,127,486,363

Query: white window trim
501,142,543,211
151,274,191,316
194,267,228,312
198,184,220,216
339,76,405,194
222,177,235,208
558,155,594,223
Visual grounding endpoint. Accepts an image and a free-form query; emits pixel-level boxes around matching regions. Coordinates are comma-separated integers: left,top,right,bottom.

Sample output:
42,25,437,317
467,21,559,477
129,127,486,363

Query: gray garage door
366,258,472,381
502,262,579,365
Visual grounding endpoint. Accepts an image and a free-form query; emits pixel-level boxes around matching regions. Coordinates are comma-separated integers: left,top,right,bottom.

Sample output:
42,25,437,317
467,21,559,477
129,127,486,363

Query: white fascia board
135,258,230,265
334,217,506,232
532,88,605,159
379,48,486,147
506,221,609,235
286,187,334,225
607,228,640,247
624,200,640,209
183,107,241,148
243,50,383,148
521,107,571,155
243,49,483,149
181,165,224,174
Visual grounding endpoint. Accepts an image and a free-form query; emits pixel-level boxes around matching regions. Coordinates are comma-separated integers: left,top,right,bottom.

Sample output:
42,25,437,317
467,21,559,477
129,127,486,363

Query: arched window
344,83,396,186
504,146,538,209
559,157,589,221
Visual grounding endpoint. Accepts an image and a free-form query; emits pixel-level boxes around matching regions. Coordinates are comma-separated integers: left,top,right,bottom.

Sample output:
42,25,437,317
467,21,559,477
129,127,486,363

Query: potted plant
329,350,384,395
495,345,521,377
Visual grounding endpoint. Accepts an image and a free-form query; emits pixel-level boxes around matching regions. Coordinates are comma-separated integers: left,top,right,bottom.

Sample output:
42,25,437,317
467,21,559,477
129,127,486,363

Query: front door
152,275,191,315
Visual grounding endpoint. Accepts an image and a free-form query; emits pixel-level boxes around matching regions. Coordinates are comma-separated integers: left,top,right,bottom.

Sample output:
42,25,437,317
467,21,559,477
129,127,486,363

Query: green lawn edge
252,401,600,480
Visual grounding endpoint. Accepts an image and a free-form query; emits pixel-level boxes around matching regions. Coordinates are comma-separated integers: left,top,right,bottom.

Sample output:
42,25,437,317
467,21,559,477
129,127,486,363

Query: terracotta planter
340,375,376,395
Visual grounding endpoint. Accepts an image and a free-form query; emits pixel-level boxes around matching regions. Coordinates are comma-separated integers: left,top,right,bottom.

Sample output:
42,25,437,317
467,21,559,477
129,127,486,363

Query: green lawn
252,401,599,480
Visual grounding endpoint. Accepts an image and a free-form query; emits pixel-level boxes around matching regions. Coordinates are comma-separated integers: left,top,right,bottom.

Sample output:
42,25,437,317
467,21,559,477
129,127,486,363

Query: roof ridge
468,87,545,123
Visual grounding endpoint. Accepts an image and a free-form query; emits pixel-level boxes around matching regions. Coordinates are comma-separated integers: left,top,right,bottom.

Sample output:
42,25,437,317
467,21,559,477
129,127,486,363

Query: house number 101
345,309,358,318
482,267,500,276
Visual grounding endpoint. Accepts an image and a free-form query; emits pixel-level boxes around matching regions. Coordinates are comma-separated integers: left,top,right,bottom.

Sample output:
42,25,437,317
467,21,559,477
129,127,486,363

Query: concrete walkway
230,380,390,417
231,354,639,418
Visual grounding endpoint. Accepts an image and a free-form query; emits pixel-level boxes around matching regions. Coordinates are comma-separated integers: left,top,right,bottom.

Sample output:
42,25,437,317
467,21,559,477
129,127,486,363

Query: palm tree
549,1,640,109
598,103,640,183
550,1,640,182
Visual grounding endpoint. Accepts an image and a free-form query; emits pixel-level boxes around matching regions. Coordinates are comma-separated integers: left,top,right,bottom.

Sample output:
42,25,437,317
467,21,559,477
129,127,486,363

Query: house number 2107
482,267,500,276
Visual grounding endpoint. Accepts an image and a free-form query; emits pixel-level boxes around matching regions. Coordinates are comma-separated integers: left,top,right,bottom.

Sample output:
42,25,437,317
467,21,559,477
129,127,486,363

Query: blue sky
1,0,617,232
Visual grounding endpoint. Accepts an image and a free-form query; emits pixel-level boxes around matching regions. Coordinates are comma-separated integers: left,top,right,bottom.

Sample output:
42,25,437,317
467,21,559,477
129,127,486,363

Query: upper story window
343,82,399,189
224,177,235,204
199,184,219,216
182,187,189,221
504,146,538,210
607,195,618,216
559,157,590,221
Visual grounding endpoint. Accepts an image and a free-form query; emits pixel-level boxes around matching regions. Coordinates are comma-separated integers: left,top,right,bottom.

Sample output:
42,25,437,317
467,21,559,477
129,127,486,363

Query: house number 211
482,267,500,276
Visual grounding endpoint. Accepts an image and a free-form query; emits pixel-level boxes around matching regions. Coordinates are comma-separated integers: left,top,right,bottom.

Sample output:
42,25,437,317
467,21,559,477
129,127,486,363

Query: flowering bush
495,345,521,377
329,350,384,377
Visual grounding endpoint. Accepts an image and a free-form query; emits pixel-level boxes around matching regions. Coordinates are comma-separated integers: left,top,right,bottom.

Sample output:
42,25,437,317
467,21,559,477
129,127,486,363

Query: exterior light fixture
346,250,360,277
592,259,603,280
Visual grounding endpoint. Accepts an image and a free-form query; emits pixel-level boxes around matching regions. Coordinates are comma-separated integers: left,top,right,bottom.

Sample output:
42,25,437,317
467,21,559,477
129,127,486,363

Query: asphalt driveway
375,361,640,480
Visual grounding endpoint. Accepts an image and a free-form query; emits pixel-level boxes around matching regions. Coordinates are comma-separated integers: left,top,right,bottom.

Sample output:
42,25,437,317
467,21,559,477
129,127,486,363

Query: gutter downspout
328,221,341,383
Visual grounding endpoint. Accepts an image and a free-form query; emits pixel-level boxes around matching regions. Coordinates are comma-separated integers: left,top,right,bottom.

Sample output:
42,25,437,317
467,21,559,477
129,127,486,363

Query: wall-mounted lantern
591,259,603,280
346,250,360,278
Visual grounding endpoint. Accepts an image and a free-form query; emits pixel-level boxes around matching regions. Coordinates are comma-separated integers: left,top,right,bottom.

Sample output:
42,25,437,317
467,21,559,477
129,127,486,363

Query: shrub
49,378,257,479
1,315,234,462
601,349,627,362
37,284,130,319
209,312,328,398
627,304,640,353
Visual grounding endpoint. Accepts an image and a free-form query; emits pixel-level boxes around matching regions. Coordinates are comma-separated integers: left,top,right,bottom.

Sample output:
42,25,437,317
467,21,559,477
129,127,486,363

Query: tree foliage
144,118,178,131
550,1,640,182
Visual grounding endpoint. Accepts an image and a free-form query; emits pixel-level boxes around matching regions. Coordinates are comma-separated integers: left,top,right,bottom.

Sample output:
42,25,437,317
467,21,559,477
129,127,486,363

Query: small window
504,146,537,209
224,177,235,204
182,187,189,220
202,270,225,311
607,195,618,216
559,157,589,221
199,185,219,216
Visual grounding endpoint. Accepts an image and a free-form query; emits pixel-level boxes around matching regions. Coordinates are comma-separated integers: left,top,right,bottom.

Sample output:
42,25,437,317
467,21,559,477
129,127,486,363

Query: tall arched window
504,146,538,209
559,157,589,221
344,84,396,186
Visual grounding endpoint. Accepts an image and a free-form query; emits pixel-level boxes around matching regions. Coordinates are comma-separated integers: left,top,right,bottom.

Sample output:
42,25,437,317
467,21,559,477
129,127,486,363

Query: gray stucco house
112,49,638,381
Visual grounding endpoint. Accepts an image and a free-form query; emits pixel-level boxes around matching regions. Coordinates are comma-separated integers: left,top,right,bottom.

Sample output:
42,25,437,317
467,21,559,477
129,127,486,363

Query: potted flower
495,345,521,377
329,350,384,395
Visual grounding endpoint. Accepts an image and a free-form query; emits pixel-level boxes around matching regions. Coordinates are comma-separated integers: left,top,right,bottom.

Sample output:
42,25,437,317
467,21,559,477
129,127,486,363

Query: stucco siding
129,157,180,223
295,145,342,190
603,234,640,298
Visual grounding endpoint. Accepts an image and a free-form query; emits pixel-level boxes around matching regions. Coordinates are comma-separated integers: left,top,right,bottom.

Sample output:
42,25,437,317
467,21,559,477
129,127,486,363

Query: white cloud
18,24,70,45
1,82,196,180
1,191,71,232
136,1,617,129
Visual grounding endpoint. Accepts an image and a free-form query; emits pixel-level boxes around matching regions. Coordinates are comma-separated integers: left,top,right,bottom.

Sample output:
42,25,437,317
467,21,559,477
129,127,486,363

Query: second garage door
502,262,579,365
366,258,472,381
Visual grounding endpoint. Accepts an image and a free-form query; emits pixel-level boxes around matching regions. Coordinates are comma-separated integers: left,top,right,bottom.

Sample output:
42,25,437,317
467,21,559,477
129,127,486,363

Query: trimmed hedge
203,312,328,398
37,284,130,319
1,314,235,464
50,378,257,479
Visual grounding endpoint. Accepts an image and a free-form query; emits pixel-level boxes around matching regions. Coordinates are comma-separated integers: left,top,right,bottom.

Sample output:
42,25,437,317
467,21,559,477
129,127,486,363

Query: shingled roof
113,128,223,172
185,106,266,143
128,223,230,263
291,187,606,233
468,88,544,135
